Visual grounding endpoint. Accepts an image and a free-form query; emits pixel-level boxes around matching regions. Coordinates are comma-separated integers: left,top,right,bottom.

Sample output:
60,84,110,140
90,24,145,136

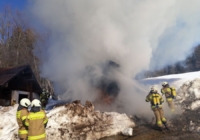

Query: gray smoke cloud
28,0,200,115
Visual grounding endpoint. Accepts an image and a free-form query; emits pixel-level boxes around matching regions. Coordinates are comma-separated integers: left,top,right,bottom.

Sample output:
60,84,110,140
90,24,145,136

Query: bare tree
0,6,45,86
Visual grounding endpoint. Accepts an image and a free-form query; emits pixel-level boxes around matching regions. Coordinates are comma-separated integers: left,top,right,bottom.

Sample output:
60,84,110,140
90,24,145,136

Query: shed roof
0,65,42,93
0,65,27,85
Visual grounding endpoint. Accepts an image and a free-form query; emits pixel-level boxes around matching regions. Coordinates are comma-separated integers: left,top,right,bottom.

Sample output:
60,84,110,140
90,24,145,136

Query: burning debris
94,60,120,105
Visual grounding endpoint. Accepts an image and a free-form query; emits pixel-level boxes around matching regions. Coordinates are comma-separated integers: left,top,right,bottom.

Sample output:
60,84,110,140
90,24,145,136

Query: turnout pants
152,107,166,127
166,98,175,112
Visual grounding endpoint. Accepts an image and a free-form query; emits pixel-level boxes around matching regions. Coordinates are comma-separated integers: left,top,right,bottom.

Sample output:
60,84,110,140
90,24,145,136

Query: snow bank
46,100,135,140
0,105,18,140
190,100,200,110
142,74,200,133
177,78,200,110
0,101,135,140
170,78,200,133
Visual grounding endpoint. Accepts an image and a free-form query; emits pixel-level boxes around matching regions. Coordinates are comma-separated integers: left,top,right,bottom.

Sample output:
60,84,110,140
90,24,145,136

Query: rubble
169,78,200,133
46,100,135,140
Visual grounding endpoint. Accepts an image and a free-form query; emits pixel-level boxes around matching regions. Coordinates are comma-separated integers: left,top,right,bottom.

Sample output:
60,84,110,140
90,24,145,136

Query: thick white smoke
28,0,200,115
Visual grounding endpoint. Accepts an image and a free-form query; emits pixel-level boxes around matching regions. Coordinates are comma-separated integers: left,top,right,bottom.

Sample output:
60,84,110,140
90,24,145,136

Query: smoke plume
28,0,200,115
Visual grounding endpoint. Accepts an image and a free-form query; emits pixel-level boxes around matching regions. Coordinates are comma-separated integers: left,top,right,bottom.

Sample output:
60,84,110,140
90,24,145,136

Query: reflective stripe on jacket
16,109,29,135
25,110,48,140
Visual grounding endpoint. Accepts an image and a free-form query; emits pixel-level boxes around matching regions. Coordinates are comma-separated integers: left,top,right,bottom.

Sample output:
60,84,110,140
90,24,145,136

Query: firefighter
146,86,167,130
25,99,48,140
16,98,31,140
161,82,176,113
40,89,50,109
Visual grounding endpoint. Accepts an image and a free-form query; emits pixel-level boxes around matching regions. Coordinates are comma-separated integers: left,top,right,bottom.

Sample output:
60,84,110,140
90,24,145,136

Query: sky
2,0,200,114
0,0,27,11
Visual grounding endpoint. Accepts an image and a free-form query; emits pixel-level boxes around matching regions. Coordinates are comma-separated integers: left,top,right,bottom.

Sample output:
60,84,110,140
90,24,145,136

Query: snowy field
141,71,200,88
1,71,200,140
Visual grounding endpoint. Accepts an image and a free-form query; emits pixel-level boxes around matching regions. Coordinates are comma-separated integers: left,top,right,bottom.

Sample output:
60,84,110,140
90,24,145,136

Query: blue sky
0,0,27,11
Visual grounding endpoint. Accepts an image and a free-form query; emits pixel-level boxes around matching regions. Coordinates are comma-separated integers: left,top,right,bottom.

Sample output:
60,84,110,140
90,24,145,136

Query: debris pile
170,78,200,132
46,100,135,140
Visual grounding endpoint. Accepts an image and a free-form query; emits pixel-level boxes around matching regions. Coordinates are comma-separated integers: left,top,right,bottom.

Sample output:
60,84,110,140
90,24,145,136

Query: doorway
18,94,28,103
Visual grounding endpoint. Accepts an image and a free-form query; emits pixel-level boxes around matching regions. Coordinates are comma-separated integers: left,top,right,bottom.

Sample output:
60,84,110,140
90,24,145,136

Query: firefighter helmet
20,98,31,108
31,99,41,107
162,82,168,86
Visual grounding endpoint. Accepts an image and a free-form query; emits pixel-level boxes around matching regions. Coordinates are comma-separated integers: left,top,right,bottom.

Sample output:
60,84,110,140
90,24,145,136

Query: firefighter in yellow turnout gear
161,82,176,113
16,98,31,140
25,99,48,140
146,86,167,130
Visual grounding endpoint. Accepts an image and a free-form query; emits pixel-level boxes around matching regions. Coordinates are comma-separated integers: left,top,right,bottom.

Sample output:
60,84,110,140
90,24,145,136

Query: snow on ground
168,78,200,133
190,100,200,110
141,71,200,88
176,78,200,110
0,105,18,140
140,71,200,111
0,101,135,140
1,71,200,140
146,71,200,79
46,100,135,140
141,71,200,133
140,71,200,110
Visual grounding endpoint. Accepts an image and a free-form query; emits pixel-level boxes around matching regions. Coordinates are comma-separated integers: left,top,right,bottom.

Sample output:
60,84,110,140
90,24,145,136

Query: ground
100,107,200,140
100,124,200,140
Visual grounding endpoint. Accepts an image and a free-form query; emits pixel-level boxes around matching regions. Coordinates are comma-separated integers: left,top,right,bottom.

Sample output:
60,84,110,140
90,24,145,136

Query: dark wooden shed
0,65,42,106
